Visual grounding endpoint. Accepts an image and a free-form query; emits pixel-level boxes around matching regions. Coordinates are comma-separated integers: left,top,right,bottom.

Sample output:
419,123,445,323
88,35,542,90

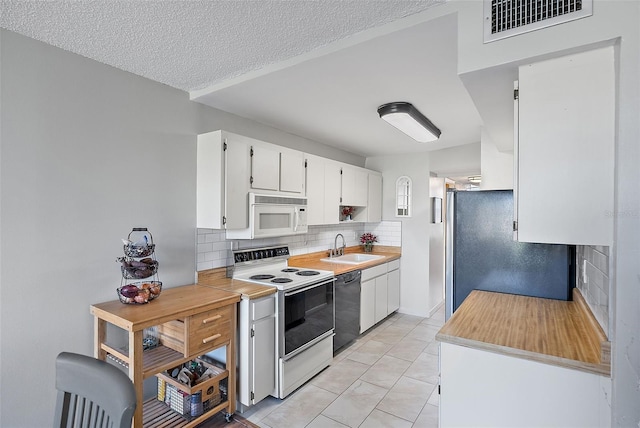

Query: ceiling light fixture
377,102,441,143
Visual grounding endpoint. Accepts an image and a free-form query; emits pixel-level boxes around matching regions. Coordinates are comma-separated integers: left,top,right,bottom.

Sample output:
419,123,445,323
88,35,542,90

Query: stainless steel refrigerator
445,189,575,320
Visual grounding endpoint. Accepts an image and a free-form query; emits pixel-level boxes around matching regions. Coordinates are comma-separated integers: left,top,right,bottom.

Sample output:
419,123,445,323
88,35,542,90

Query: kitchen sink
321,253,385,265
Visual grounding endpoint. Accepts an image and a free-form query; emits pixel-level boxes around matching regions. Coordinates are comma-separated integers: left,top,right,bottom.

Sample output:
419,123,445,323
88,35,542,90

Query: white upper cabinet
341,165,368,207
251,141,304,195
324,162,342,224
515,46,615,246
197,130,250,230
305,154,324,226
250,144,280,192
305,154,340,225
367,173,382,222
280,149,305,194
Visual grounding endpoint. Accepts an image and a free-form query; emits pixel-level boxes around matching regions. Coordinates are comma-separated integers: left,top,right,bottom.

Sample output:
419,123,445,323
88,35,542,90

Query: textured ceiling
0,0,486,160
0,0,443,92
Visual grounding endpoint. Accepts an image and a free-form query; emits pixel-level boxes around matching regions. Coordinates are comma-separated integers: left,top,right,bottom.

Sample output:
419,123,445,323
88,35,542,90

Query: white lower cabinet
374,275,388,324
387,261,400,313
238,295,276,410
440,342,611,428
360,260,400,334
360,279,376,334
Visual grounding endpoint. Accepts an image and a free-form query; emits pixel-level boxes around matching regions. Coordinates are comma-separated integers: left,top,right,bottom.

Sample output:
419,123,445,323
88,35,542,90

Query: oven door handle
284,279,333,297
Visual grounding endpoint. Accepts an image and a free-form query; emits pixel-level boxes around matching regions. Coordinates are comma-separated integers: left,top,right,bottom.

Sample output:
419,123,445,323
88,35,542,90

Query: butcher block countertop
436,289,611,376
90,284,240,331
288,245,401,275
196,246,401,296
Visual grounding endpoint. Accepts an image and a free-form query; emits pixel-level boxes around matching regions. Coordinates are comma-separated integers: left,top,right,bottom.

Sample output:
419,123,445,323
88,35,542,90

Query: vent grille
252,194,307,206
484,0,592,43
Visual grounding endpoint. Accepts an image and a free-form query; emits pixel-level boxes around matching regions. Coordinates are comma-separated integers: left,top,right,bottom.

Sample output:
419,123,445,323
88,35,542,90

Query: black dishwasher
333,270,361,353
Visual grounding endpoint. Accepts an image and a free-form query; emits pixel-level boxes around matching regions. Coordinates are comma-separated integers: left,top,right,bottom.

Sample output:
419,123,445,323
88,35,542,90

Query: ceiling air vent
484,0,593,43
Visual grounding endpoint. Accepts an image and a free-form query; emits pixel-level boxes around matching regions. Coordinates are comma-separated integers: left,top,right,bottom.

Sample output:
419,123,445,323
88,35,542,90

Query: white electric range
232,246,335,399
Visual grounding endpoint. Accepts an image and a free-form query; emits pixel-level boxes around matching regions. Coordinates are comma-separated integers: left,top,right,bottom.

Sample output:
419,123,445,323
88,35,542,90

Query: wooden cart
91,284,240,427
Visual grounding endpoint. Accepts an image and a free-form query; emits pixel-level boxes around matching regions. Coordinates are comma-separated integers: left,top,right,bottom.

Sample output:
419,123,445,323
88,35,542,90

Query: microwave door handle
293,208,299,232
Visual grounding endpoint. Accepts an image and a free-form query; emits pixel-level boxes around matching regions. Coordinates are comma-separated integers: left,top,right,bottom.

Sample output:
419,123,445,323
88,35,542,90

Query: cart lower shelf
143,398,232,428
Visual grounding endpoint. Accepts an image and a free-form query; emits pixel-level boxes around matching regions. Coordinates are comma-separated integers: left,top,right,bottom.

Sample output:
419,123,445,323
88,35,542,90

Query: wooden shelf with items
90,284,240,428
339,205,366,223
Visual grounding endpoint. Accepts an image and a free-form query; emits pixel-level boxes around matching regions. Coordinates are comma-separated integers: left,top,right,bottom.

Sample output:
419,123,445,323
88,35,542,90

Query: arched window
396,176,412,217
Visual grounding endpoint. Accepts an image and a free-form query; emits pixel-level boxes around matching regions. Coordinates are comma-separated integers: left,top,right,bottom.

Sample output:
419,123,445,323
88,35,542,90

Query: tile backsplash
197,221,402,272
576,245,610,337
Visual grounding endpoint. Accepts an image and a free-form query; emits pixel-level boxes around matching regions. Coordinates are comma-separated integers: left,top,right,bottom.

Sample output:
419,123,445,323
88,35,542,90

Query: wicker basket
116,281,162,304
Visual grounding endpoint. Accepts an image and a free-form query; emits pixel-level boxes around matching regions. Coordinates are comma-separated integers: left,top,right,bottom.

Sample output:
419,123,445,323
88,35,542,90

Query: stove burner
296,270,320,276
250,274,276,280
272,277,293,284
281,268,299,273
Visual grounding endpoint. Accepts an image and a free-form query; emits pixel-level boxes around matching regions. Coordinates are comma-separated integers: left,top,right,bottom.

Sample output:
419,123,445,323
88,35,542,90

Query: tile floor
240,307,444,428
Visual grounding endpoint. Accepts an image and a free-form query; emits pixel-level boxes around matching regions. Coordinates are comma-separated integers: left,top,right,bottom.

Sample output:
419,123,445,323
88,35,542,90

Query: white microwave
226,193,308,239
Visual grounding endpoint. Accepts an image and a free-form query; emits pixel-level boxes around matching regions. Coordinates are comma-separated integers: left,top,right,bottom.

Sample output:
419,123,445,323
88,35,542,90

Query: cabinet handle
202,315,222,324
202,333,222,344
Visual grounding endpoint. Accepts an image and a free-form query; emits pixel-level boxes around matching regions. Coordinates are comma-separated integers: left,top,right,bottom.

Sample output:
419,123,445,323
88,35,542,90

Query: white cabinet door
324,160,342,224
387,268,400,314
225,135,252,229
280,149,305,194
305,155,341,225
516,46,615,246
341,166,368,207
360,279,376,333
251,144,280,192
252,315,276,404
197,131,225,229
305,154,325,225
367,173,382,222
197,130,250,230
374,275,388,324
252,143,305,195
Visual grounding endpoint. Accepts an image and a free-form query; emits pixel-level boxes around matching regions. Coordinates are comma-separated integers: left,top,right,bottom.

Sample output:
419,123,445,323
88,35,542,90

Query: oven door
278,277,335,359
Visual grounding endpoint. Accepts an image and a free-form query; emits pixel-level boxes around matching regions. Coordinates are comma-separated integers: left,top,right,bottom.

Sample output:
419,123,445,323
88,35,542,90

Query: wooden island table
90,284,241,428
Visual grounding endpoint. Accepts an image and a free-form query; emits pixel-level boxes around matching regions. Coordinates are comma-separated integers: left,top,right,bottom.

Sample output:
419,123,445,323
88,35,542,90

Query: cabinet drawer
188,306,232,356
362,264,387,282
252,295,275,321
158,319,186,354
387,259,400,271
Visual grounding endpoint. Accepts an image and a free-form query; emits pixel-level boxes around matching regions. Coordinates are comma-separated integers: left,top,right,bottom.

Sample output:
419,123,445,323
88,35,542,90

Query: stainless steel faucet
331,233,346,257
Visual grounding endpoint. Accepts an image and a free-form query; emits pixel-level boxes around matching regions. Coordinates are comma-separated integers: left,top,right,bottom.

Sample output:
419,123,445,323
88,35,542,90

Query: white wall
480,128,513,190
429,142,481,177
454,1,640,424
0,29,364,427
366,153,437,317
428,177,445,315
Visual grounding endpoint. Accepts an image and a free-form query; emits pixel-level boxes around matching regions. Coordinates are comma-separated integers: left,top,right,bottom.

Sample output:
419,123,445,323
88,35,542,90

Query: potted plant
341,206,354,221
360,232,378,252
